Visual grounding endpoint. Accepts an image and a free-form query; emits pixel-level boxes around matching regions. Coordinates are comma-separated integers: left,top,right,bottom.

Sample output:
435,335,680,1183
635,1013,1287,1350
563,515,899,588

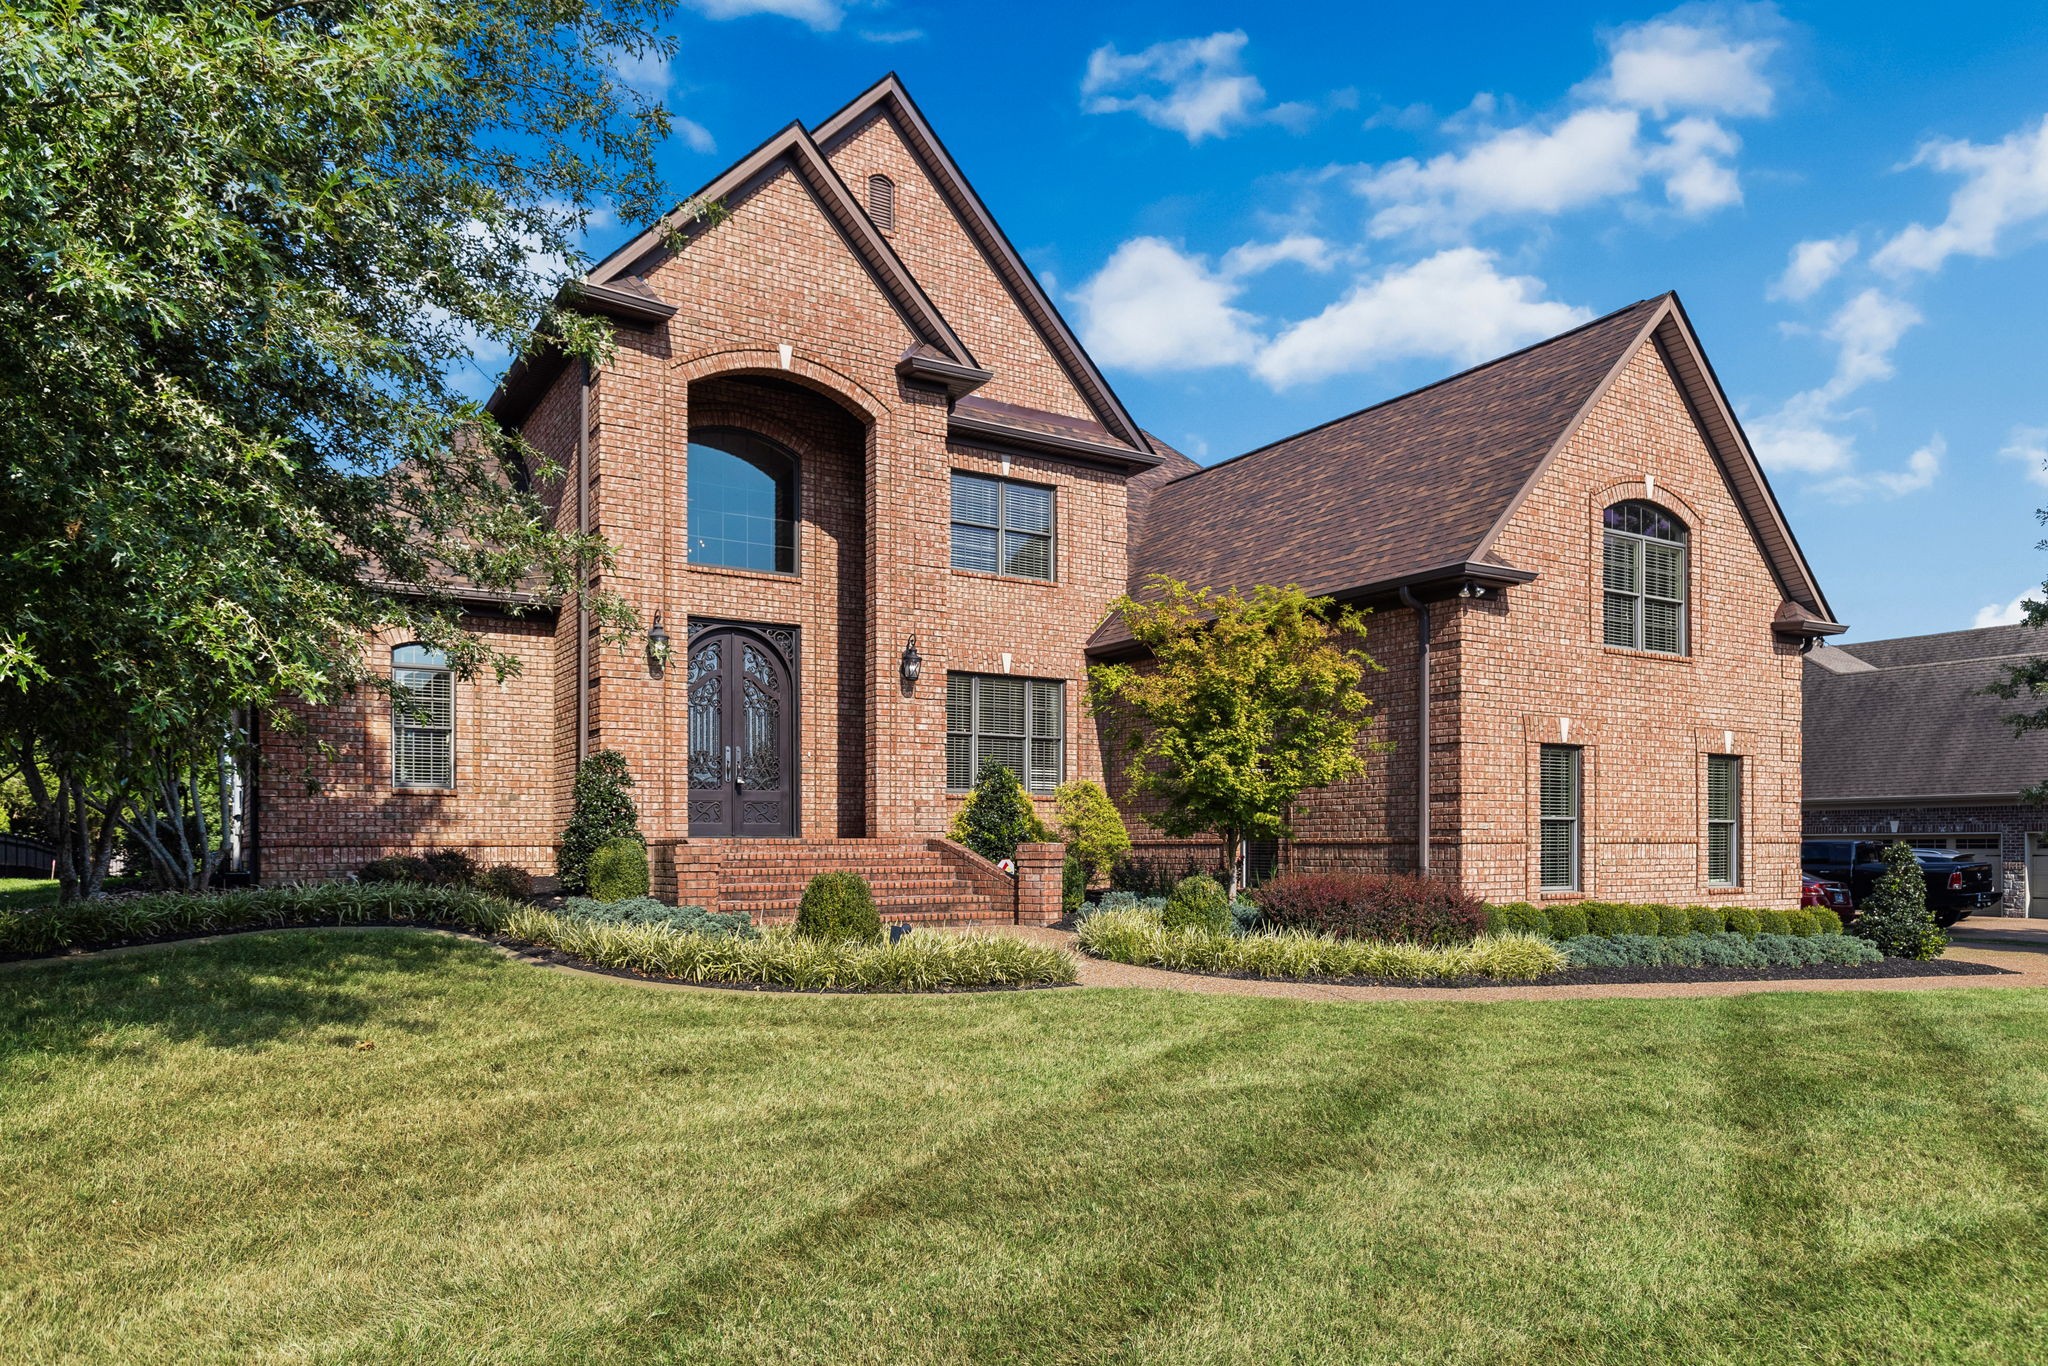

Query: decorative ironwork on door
686,625,796,837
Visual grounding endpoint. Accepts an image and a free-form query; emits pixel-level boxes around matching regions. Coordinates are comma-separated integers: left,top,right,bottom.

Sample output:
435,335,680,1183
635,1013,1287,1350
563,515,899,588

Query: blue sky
573,0,2048,643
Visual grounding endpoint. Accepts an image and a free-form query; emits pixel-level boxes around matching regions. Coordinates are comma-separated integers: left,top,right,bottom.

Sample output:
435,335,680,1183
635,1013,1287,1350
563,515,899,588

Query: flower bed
0,885,1078,992
1076,908,1564,982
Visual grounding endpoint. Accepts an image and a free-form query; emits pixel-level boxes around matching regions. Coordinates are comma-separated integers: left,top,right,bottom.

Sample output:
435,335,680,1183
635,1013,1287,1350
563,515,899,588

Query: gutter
1397,585,1431,876
576,359,591,764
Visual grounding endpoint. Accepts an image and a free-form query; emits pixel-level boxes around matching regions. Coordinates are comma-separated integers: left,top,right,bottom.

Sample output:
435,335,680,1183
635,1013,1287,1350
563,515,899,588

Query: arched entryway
686,622,798,837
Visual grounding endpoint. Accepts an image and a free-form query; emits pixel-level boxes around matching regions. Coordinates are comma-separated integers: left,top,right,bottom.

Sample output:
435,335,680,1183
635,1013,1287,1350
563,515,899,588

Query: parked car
1799,840,1998,926
1800,873,1852,913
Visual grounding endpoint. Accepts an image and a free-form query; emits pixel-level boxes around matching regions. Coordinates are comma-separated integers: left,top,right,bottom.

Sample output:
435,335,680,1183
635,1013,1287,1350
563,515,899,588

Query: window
1707,755,1741,886
950,472,1053,580
688,428,796,574
392,644,453,789
1539,745,1581,891
867,173,896,231
946,674,1063,794
1602,501,1688,654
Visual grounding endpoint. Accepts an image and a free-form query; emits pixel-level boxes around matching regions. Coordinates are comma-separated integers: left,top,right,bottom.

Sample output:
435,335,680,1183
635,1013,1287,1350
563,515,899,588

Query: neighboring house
254,75,1843,915
1804,624,2048,916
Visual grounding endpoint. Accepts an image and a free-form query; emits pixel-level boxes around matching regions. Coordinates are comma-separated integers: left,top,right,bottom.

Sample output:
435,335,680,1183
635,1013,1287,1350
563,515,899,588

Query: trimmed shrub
1852,842,1947,960
952,758,1049,865
1560,930,1882,971
1547,903,1589,939
1229,896,1262,935
1053,780,1131,882
1486,902,1550,936
1062,851,1087,915
0,883,519,956
796,871,881,945
1108,851,1223,898
557,750,642,895
587,837,650,904
479,865,533,900
1721,904,1761,937
1783,907,1818,937
1257,872,1487,945
1686,905,1723,934
1584,902,1632,938
1074,908,1564,982
1808,906,1844,935
1163,874,1232,934
358,855,434,885
420,849,484,888
1757,908,1791,936
1654,904,1689,937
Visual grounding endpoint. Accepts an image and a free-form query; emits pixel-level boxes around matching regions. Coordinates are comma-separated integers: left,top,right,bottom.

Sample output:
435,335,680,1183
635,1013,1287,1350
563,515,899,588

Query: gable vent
867,173,896,231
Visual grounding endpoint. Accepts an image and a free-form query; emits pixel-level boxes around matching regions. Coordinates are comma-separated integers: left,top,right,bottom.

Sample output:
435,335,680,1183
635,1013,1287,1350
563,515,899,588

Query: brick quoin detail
257,80,1829,912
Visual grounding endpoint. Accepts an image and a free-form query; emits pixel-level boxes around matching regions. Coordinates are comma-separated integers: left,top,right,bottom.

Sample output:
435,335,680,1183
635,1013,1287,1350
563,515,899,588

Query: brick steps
688,838,1011,924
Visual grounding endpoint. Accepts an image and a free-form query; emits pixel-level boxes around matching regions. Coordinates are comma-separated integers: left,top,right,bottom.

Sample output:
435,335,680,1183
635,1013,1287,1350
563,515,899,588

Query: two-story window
689,427,797,574
950,472,1053,580
392,644,454,789
1602,500,1687,654
946,673,1063,793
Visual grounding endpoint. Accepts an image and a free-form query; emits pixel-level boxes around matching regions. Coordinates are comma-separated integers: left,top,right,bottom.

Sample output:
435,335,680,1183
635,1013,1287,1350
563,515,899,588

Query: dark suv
1799,840,1998,926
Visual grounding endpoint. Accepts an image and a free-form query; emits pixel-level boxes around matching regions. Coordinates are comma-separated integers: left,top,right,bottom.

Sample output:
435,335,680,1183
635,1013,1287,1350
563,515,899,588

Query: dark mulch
1103,956,2012,990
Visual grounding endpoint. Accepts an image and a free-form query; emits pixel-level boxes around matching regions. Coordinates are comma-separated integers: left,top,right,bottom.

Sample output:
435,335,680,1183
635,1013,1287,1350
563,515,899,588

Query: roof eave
949,410,1164,472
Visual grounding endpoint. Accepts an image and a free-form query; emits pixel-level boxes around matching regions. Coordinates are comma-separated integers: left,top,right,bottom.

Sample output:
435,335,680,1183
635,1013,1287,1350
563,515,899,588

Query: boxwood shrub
1546,903,1589,939
1162,875,1232,933
795,872,882,944
1721,905,1762,937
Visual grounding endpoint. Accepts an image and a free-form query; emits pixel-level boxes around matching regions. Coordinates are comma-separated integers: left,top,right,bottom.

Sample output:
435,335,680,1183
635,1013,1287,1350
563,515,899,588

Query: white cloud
675,117,717,155
1976,589,2038,629
1071,237,1261,371
2002,425,2048,487
1872,436,1943,495
1749,289,1923,490
1082,31,1298,143
1818,288,1920,401
1747,401,1857,475
1354,106,1745,236
1769,235,1858,301
1220,234,1335,275
859,28,923,43
607,44,674,95
1873,114,2048,276
690,0,840,29
1253,248,1590,388
1581,6,1781,117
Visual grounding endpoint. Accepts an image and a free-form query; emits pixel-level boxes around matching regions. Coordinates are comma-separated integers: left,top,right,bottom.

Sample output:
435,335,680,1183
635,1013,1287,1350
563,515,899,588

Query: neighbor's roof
1092,293,1838,652
1803,624,2048,804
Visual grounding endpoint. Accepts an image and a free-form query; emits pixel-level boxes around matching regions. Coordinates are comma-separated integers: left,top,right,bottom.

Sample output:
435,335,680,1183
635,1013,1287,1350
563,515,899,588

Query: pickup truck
1799,840,1999,926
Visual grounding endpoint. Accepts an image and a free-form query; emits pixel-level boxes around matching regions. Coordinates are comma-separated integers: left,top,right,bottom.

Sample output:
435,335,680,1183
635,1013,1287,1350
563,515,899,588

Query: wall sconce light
647,613,672,674
899,633,922,686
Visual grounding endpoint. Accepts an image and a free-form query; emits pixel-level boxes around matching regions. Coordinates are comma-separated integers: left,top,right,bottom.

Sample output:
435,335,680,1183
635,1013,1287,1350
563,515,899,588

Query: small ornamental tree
951,758,1049,866
1053,779,1132,883
1852,841,1946,960
557,750,642,894
1089,577,1382,899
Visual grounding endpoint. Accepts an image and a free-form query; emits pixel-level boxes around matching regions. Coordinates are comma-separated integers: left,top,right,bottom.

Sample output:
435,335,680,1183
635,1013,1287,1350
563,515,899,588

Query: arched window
392,644,454,789
687,428,797,574
1602,500,1688,654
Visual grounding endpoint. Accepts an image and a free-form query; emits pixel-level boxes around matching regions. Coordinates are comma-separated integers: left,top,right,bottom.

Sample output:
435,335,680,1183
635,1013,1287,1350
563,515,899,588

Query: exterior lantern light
647,613,672,673
899,634,922,686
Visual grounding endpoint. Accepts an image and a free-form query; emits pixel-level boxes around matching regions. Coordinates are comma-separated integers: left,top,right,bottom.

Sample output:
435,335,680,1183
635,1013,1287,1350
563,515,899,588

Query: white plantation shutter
1707,755,1740,885
1539,745,1580,891
392,646,454,788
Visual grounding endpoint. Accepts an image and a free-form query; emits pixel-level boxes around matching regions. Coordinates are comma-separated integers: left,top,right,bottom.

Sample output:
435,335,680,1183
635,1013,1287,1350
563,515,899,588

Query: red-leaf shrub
1256,872,1486,945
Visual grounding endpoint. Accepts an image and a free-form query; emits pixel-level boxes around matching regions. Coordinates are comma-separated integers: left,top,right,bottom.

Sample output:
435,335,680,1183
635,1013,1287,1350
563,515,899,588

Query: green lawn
0,877,58,910
5,931,2047,1364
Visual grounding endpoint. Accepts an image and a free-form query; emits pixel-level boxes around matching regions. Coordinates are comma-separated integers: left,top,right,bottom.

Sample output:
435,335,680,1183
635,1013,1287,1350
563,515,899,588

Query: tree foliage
951,758,1049,866
1052,779,1131,883
1089,577,1381,898
1,0,682,895
556,750,641,895
1851,842,1946,960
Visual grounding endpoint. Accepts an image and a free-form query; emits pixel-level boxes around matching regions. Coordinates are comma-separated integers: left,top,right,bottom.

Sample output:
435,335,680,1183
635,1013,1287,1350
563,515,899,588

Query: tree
1,0,679,896
951,758,1049,866
1851,842,1946,960
1052,779,1131,883
557,750,641,895
1089,577,1381,900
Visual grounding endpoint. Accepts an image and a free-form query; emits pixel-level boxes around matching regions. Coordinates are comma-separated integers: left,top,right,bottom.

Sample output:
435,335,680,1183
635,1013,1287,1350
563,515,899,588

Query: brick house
255,74,1843,917
1804,624,2048,916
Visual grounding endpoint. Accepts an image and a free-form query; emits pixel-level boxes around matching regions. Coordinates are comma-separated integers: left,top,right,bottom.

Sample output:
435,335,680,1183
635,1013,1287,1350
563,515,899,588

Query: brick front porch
649,837,1064,926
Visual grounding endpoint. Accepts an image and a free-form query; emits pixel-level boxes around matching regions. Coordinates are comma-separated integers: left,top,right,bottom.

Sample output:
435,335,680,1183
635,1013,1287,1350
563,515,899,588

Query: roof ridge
1153,293,1669,492
1827,651,2043,673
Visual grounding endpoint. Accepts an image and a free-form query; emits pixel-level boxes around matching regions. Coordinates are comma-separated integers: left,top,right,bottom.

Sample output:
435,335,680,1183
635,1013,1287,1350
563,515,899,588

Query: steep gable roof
812,75,1151,456
1092,292,1839,651
1805,625,2048,803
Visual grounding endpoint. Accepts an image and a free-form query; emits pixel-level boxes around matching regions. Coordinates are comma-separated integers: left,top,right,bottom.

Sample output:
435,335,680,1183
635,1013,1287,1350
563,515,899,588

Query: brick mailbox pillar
1012,842,1066,926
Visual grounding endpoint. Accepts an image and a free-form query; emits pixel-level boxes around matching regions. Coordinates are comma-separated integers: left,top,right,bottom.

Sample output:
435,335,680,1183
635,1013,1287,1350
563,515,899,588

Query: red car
1801,874,1852,913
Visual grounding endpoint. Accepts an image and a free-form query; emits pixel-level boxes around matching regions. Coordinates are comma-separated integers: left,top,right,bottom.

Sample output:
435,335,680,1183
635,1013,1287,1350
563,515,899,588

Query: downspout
576,358,591,764
1397,585,1430,877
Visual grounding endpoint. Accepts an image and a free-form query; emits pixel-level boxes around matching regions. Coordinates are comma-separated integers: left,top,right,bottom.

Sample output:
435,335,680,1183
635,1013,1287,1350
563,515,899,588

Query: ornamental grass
1075,907,1563,982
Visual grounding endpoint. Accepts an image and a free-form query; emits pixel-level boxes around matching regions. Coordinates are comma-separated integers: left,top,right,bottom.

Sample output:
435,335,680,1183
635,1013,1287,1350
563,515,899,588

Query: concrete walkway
987,915,2048,1004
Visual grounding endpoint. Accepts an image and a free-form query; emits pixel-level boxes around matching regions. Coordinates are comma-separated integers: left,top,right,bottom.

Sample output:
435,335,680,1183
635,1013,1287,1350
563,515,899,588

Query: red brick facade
255,77,1834,912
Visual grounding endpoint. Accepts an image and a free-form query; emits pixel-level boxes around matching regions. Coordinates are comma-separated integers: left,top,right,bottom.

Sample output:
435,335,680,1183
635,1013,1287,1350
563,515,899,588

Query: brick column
1013,842,1065,925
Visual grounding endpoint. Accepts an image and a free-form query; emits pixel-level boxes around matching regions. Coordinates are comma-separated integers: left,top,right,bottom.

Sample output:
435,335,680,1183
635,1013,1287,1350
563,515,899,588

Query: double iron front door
686,626,797,837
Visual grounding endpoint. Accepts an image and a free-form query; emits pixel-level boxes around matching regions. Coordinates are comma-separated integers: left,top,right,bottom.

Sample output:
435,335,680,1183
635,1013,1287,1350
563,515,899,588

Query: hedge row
1561,931,1881,970
1075,908,1564,982
0,883,514,956
1486,901,1842,940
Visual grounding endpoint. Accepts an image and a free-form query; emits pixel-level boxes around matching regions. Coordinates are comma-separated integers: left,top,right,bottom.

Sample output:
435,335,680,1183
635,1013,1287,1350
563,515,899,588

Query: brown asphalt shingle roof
1804,625,2048,802
1090,295,1667,650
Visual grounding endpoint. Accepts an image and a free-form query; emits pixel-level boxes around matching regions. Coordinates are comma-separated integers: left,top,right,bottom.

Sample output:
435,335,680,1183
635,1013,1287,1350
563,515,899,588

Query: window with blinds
392,644,454,789
1539,745,1581,891
1602,500,1688,654
946,673,1063,794
1707,754,1741,886
950,472,1054,580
